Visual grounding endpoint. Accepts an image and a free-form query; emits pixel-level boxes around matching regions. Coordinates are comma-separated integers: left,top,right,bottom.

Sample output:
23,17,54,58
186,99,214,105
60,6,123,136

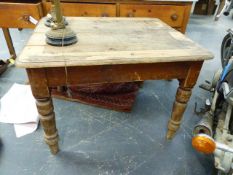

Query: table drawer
0,2,43,28
120,4,185,27
43,2,116,17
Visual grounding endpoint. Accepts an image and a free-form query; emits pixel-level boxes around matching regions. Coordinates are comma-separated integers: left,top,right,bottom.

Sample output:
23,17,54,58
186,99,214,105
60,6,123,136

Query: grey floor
0,15,232,175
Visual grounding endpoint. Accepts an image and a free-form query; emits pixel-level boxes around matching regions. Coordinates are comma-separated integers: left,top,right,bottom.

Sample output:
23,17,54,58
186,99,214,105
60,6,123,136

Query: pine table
16,17,213,154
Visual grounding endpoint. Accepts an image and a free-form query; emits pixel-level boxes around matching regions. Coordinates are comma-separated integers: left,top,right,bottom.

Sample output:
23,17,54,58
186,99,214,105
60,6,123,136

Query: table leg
166,83,192,139
27,69,59,154
166,62,203,139
2,28,16,59
36,98,59,154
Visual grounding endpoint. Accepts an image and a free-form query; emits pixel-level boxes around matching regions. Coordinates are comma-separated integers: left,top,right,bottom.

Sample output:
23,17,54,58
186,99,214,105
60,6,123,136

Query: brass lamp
44,0,68,27
45,0,77,46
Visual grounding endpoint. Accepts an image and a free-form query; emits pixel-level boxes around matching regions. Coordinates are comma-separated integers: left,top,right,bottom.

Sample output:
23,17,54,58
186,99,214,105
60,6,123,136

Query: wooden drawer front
0,2,43,28
43,3,116,17
120,4,185,27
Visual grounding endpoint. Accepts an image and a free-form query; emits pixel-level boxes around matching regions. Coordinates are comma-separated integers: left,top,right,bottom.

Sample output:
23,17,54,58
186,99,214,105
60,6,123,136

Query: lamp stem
54,0,63,24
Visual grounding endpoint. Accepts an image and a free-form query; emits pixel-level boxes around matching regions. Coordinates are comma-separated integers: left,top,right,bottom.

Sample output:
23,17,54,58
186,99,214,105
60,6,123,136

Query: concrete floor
0,15,232,175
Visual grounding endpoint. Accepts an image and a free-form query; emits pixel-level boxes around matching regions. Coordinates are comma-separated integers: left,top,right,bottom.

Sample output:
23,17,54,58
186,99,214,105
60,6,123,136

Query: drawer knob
101,13,109,17
19,14,38,25
22,14,30,22
127,13,134,17
171,14,178,21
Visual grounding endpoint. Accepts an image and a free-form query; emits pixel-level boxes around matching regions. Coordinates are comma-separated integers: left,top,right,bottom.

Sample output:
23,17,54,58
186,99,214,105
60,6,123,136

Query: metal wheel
221,33,233,67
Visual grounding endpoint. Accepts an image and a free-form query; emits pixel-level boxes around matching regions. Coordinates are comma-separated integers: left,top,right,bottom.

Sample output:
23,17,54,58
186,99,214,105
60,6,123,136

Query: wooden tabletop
16,17,213,68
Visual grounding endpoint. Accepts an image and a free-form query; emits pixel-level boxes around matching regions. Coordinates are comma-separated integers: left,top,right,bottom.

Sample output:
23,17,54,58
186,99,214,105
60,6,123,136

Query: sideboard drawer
0,2,43,28
120,4,185,27
43,2,116,17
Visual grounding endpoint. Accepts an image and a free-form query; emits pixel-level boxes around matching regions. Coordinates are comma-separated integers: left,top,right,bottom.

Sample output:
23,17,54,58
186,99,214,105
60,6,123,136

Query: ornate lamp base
46,27,77,46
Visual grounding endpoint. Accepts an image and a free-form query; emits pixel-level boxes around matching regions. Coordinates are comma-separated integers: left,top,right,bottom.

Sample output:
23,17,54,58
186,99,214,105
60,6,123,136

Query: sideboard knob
101,13,109,17
127,12,134,17
171,14,178,21
20,14,30,22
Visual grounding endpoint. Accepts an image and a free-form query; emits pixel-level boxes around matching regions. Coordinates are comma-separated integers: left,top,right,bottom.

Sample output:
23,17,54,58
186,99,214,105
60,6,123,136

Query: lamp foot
46,27,77,46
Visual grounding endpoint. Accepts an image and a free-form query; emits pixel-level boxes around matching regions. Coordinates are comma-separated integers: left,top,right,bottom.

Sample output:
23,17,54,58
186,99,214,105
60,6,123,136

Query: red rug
51,82,141,112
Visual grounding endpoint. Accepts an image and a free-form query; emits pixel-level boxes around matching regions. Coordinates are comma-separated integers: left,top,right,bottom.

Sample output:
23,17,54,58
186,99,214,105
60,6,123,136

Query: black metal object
221,29,233,67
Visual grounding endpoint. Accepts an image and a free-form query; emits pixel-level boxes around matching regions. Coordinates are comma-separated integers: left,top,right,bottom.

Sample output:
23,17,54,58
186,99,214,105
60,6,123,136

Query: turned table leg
26,69,59,154
166,62,203,139
36,98,59,154
166,84,192,139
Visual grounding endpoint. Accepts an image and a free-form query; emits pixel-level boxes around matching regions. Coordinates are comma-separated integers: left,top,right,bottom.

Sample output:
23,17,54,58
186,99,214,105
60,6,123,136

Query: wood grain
16,17,213,68
120,4,185,27
43,2,116,17
180,3,192,33
167,61,203,139
36,97,59,154
0,2,43,28
44,62,193,86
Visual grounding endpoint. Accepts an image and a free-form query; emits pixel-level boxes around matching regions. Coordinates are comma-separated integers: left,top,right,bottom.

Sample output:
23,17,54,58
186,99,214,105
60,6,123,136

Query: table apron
27,61,201,86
